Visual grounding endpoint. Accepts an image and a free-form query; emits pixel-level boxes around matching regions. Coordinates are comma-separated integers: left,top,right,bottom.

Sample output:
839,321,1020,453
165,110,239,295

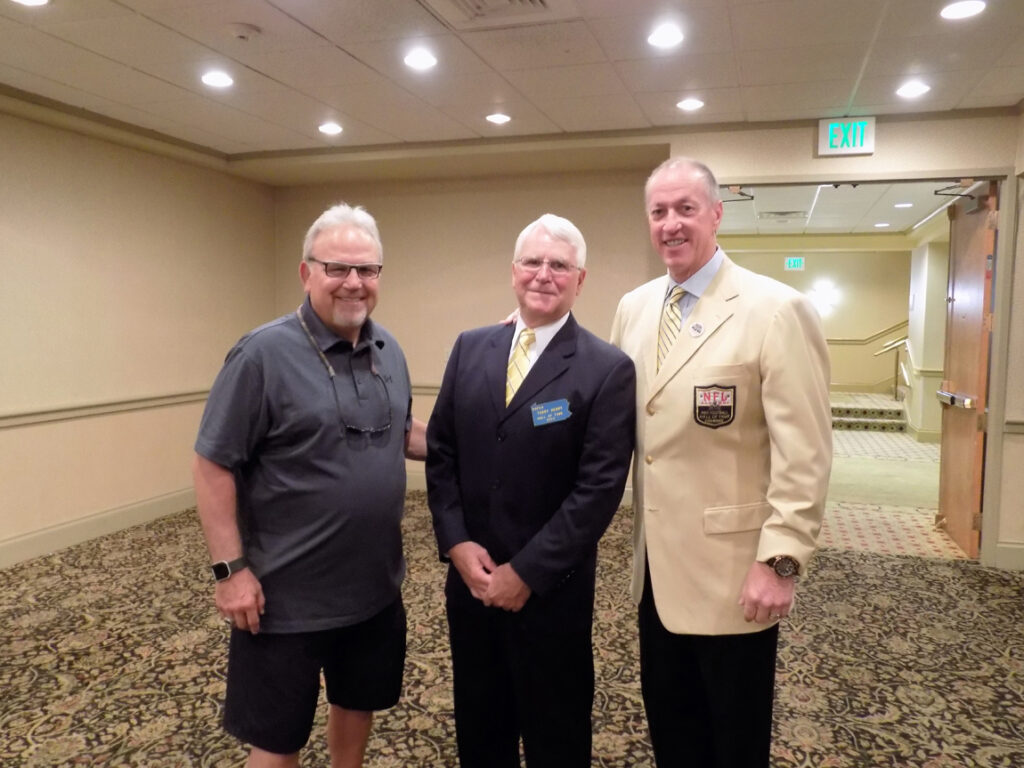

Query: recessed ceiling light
940,1,986,20
676,98,704,112
896,79,930,98
894,202,914,208
10,0,49,6
647,22,683,49
486,113,511,125
201,70,233,88
319,122,343,136
404,48,437,71
874,222,891,228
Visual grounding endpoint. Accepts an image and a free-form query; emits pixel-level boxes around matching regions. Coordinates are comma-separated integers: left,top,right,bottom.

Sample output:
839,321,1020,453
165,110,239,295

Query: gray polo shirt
195,298,412,633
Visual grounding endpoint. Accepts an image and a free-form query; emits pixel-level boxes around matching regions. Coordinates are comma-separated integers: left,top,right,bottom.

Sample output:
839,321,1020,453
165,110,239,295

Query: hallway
821,394,966,560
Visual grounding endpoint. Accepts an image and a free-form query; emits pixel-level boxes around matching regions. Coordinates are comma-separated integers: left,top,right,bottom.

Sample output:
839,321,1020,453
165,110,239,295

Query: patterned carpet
2,492,1023,767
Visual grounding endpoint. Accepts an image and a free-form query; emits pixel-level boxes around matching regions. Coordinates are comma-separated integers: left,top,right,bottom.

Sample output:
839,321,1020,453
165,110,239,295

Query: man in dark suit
426,213,636,768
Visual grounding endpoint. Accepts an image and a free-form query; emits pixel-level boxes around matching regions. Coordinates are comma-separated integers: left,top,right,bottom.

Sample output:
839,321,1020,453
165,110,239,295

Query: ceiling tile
316,79,478,142
395,70,523,108
863,29,1019,78
36,13,216,66
503,63,626,101
879,0,1024,40
730,0,888,51
462,20,606,71
615,52,739,93
342,33,492,82
574,0,719,18
533,92,649,132
587,5,733,61
633,88,744,125
135,94,314,148
741,79,855,116
145,0,327,56
851,70,980,111
0,0,132,26
738,44,866,87
281,0,447,45
995,29,1024,67
439,101,562,137
241,45,385,94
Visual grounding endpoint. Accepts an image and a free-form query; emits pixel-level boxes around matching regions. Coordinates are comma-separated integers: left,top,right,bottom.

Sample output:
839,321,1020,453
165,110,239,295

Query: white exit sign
818,117,875,156
785,256,805,271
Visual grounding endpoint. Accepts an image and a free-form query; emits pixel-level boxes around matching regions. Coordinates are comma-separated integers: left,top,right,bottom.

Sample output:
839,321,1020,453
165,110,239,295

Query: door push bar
936,390,976,409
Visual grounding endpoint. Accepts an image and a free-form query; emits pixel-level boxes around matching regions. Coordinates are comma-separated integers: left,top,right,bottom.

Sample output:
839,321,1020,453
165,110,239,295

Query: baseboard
990,542,1024,571
907,425,942,443
404,466,635,508
0,488,195,570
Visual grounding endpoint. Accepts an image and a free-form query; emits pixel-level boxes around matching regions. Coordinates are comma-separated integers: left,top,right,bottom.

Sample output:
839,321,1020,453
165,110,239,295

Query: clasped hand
448,541,531,612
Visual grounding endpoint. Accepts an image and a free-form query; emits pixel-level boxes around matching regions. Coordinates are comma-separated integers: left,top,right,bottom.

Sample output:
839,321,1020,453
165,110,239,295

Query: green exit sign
818,117,875,156
785,256,805,271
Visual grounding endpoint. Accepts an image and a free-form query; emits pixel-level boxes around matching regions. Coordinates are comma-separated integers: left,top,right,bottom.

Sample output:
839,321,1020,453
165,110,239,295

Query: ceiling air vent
757,211,808,224
418,0,581,31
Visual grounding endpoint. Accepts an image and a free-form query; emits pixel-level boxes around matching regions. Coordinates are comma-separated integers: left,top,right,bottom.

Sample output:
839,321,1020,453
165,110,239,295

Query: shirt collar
513,310,571,351
299,296,384,354
666,247,725,300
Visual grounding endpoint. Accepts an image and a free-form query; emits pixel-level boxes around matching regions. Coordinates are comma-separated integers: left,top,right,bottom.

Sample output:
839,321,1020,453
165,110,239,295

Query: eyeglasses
308,257,383,280
330,369,392,436
513,256,579,276
295,307,392,437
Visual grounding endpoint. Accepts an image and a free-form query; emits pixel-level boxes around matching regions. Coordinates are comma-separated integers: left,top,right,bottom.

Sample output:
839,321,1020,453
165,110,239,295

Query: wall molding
0,391,209,430
827,320,909,347
0,488,195,570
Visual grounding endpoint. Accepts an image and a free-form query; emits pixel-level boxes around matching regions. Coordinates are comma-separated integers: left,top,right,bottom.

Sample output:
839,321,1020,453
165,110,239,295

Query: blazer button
646,404,656,415
645,455,653,464
496,432,505,442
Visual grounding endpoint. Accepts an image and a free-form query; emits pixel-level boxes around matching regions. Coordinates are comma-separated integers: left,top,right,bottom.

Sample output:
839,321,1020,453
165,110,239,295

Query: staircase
831,398,907,433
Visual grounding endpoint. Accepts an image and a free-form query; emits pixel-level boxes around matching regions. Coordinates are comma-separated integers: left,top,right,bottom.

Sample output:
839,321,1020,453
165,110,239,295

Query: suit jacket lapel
648,258,739,404
486,324,516,418
502,315,577,422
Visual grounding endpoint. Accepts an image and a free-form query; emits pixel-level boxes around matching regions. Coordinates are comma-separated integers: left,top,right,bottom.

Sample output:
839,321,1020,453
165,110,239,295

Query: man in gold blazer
610,157,832,767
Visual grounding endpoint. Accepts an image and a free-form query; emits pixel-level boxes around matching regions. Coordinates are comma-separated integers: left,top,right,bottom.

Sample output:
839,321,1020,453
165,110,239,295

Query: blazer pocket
703,500,772,534
693,364,748,380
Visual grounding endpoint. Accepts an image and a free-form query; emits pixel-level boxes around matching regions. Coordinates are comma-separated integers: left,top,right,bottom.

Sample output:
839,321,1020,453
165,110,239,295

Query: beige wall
273,171,657,389
726,249,911,391
0,112,276,565
2,104,1022,569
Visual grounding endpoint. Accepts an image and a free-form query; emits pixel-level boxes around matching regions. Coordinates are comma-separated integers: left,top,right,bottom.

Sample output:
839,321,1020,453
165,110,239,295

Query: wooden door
937,181,998,558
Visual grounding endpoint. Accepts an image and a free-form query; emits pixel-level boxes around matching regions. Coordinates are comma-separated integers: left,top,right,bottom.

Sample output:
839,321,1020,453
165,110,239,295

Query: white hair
513,213,587,268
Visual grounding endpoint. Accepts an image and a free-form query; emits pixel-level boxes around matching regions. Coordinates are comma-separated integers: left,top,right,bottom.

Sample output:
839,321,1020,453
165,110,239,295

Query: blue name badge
530,399,572,427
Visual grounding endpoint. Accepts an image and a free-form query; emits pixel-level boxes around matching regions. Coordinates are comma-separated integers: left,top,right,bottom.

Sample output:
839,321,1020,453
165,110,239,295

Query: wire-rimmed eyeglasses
513,256,579,276
295,307,392,436
308,257,383,280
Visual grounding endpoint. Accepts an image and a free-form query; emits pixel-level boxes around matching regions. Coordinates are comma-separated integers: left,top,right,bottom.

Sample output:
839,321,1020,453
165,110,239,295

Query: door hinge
972,513,983,531
978,412,987,432
983,313,993,332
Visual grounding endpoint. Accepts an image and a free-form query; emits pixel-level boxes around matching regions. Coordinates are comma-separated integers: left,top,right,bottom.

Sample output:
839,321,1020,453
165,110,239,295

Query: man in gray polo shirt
193,202,426,768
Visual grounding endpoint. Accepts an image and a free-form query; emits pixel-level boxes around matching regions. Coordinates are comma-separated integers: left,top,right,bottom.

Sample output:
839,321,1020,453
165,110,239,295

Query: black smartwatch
210,556,248,582
764,555,800,578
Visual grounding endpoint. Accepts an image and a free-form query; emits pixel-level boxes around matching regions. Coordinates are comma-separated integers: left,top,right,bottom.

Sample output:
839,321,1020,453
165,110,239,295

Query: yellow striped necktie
657,286,685,371
506,328,535,405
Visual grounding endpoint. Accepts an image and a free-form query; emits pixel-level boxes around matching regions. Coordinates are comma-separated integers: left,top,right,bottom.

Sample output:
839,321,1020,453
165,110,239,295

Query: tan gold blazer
610,254,832,635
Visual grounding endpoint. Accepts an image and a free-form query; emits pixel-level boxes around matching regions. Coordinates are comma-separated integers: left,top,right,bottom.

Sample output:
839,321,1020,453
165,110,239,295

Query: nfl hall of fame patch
694,384,736,428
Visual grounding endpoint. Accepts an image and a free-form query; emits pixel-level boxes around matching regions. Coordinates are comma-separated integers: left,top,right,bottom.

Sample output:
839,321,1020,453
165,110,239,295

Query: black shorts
223,597,407,755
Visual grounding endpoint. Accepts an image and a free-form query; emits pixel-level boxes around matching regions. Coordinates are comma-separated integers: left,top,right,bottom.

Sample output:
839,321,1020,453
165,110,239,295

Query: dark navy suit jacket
426,314,636,617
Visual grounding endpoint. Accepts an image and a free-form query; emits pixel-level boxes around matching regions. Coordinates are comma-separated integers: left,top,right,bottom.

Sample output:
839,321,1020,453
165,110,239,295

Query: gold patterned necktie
657,285,685,371
506,327,536,405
